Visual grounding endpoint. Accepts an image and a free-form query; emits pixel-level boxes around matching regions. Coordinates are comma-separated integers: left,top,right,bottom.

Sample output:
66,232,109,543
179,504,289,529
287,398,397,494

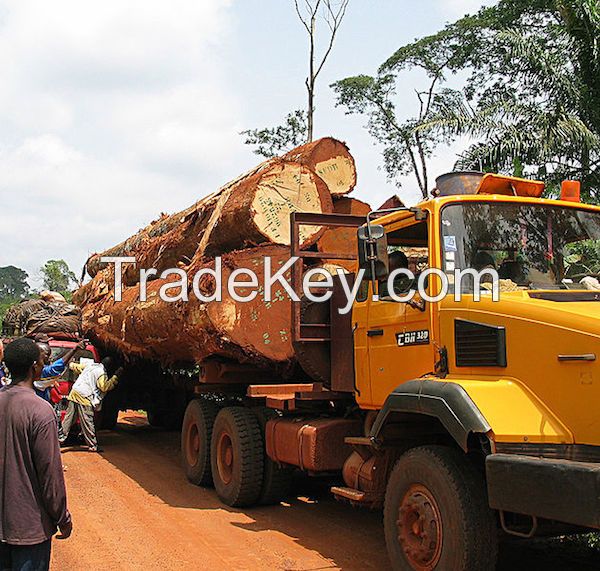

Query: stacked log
283,137,356,196
3,298,81,339
86,137,356,282
317,197,371,272
79,246,296,368
76,138,366,373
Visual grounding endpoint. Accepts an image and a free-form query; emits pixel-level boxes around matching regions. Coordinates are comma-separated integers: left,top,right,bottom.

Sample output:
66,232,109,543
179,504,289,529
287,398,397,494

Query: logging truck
78,162,600,569
171,172,600,571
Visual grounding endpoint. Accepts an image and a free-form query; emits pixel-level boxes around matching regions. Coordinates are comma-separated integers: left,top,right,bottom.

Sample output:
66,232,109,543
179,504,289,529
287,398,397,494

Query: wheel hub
397,484,442,570
186,423,200,465
216,431,234,485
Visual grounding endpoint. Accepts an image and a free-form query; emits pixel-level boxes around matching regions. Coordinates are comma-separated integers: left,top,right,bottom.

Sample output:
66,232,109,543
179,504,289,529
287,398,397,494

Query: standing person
0,338,72,571
34,341,86,402
35,341,86,442
59,357,122,453
0,339,8,385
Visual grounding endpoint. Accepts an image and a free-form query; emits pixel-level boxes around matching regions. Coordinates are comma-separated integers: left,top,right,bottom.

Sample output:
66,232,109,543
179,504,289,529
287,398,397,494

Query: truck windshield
441,202,600,291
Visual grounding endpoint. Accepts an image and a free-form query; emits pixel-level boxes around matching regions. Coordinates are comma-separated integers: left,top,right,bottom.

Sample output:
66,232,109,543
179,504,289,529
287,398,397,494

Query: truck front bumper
486,453,600,529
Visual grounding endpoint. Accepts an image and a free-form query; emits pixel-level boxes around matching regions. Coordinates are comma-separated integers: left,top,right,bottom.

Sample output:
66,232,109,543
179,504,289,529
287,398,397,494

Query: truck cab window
441,202,600,292
379,221,429,301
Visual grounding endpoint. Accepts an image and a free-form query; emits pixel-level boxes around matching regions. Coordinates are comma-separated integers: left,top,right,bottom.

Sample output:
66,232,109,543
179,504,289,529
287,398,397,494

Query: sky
0,0,487,286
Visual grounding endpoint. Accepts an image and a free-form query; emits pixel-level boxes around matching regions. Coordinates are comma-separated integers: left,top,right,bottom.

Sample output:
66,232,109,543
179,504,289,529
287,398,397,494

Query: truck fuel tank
265,417,362,472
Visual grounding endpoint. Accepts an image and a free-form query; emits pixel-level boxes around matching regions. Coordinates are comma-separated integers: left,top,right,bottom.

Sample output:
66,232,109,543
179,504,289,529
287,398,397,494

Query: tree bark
79,246,297,369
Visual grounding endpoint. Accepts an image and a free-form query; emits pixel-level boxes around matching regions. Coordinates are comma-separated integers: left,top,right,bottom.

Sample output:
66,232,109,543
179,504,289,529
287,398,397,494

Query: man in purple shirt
0,339,6,385
0,338,72,571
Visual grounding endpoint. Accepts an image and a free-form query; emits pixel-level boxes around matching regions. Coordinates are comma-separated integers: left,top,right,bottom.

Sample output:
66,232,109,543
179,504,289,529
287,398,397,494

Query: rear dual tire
182,402,292,507
181,399,220,487
210,407,264,507
253,408,293,505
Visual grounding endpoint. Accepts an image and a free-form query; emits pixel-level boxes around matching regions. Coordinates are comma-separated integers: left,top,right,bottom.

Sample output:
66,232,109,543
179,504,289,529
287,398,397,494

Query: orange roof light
476,173,545,198
561,180,581,203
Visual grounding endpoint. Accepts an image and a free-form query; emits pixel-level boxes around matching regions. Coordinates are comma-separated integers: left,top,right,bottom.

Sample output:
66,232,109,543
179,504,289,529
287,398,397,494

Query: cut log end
284,137,357,196
251,165,332,247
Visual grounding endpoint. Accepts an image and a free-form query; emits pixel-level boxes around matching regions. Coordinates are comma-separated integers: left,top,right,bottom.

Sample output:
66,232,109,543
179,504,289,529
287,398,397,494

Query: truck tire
211,407,264,507
98,406,119,430
162,388,187,431
181,399,219,487
98,392,120,430
384,445,497,571
253,408,293,505
147,409,164,428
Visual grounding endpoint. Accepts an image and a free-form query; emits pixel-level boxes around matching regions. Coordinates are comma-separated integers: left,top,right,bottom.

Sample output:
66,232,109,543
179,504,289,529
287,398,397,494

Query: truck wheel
384,445,497,571
211,407,264,507
98,406,119,430
97,393,120,430
254,408,293,505
147,409,164,428
181,399,219,487
162,388,187,431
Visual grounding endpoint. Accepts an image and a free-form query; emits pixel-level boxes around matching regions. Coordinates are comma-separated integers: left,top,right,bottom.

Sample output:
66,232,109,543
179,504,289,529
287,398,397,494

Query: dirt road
52,413,600,571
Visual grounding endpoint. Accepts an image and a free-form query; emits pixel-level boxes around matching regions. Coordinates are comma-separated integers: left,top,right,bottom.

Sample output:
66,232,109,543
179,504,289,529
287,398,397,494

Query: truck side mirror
357,225,389,280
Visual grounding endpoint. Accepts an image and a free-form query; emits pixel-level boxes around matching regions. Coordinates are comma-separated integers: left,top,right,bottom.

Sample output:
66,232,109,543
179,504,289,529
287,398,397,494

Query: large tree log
198,161,332,257
79,246,297,371
85,191,220,278
316,197,370,272
87,162,332,283
86,137,355,279
283,137,357,196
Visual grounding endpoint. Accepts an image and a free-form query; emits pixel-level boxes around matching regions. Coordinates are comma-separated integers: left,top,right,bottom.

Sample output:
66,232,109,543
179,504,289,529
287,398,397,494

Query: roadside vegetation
0,259,78,330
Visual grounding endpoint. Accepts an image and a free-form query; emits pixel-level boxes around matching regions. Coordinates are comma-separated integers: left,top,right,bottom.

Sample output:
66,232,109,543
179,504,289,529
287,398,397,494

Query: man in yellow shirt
59,357,122,452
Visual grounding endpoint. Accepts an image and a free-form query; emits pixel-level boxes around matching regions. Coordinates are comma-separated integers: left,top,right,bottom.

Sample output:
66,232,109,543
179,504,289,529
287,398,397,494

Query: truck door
366,216,436,408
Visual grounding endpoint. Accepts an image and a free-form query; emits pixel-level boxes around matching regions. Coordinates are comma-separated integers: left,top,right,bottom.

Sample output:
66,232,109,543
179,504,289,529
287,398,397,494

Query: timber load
85,137,356,283
76,138,367,379
3,293,81,340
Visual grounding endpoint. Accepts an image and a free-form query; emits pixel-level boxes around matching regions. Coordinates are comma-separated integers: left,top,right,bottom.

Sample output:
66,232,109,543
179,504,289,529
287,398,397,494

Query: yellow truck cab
349,172,600,569
180,171,600,571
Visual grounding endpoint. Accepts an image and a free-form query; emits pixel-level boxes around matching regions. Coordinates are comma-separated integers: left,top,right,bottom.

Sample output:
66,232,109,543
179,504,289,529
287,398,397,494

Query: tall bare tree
242,1,349,157
295,0,350,142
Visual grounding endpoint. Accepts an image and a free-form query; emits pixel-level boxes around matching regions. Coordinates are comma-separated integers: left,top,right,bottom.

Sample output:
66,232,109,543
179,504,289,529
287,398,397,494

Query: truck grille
454,319,507,367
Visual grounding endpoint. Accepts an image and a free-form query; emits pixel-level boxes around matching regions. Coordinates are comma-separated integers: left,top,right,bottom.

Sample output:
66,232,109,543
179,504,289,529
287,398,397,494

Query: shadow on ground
75,413,600,571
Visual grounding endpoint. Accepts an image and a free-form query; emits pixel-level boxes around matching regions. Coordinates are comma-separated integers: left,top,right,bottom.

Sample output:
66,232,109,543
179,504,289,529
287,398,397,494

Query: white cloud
0,0,245,282
439,0,491,18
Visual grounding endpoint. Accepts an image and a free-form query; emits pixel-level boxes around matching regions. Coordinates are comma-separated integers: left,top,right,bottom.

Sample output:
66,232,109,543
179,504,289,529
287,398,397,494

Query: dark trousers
52,404,65,442
60,401,98,450
0,539,51,571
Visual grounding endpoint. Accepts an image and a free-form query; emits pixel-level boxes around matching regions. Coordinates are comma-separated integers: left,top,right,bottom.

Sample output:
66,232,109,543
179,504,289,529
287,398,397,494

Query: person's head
4,338,44,384
473,251,496,271
37,342,52,365
389,251,409,273
101,356,115,376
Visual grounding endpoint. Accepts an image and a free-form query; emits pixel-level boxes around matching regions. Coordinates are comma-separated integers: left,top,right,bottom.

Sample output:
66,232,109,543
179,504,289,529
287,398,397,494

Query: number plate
396,329,430,346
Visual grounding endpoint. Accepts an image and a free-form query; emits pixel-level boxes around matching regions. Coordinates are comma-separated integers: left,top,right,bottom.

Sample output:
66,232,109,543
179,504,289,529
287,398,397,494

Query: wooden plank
247,383,321,397
295,390,349,401
266,396,296,411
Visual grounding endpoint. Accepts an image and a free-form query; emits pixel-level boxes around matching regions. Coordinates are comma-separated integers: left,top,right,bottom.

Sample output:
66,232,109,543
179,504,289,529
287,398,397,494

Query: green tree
332,0,600,200
0,266,29,300
40,259,77,295
241,109,308,159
